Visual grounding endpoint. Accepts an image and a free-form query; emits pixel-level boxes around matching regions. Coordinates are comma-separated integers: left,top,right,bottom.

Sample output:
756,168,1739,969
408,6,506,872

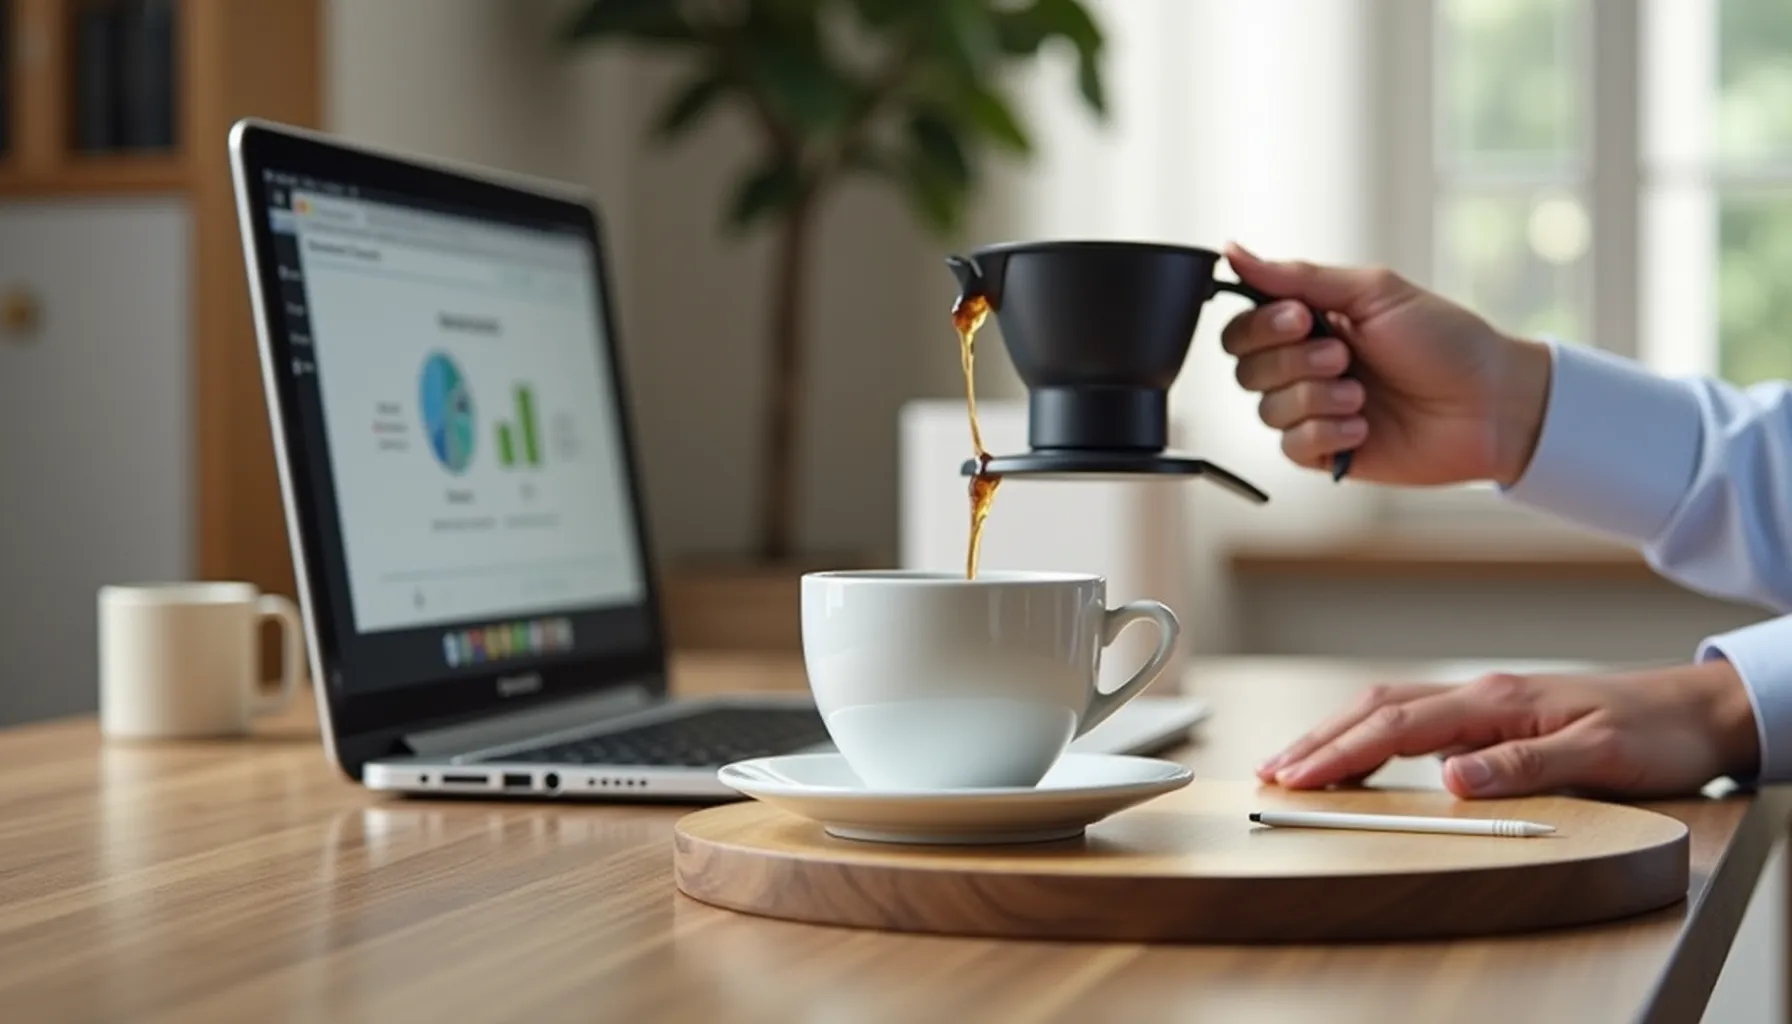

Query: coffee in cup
98,581,304,739
800,569,1180,790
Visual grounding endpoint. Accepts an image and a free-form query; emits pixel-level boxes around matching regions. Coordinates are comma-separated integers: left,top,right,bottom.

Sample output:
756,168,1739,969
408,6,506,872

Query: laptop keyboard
488,706,830,768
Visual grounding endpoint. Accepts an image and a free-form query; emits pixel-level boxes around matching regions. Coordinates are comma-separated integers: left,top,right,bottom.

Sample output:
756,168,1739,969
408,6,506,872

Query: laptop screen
253,164,656,700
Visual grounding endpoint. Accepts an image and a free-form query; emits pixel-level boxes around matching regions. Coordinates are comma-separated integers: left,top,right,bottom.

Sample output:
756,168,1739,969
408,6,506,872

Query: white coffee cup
98,582,304,739
800,569,1181,790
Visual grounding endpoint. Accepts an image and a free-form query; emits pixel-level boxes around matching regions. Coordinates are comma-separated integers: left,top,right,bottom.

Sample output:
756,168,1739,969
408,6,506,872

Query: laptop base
363,694,1209,802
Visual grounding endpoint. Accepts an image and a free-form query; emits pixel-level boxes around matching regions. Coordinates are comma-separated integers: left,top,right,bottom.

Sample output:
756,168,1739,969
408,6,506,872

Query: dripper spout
945,252,1007,309
945,253,979,289
945,254,984,302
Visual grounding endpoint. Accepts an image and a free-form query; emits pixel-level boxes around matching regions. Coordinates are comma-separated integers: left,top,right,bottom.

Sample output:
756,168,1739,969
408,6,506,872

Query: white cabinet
0,198,192,725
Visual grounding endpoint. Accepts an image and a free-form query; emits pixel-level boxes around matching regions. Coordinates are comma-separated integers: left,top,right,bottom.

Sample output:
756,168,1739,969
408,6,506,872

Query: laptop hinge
401,683,659,759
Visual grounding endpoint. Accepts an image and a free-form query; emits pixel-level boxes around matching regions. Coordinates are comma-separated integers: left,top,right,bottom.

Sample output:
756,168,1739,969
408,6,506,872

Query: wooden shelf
0,152,187,196
1228,534,1659,585
2,0,188,196
0,0,321,611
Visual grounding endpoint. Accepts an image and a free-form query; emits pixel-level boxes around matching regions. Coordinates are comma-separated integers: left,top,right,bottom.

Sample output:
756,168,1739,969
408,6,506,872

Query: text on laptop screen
260,174,652,693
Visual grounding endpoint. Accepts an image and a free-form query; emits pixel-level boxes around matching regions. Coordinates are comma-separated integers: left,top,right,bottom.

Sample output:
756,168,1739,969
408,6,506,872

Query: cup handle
1211,277,1355,481
254,594,304,716
1080,600,1181,735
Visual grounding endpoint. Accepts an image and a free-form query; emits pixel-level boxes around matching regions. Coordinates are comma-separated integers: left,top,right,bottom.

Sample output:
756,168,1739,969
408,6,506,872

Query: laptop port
502,773,531,788
441,773,485,785
543,773,560,791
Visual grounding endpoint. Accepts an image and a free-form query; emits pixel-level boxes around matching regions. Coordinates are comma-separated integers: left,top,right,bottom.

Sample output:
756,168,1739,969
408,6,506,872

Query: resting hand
1256,662,1761,799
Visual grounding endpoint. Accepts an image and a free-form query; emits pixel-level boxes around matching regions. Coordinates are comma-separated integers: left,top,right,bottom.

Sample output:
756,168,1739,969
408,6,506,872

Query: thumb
1442,728,1602,798
1224,242,1410,321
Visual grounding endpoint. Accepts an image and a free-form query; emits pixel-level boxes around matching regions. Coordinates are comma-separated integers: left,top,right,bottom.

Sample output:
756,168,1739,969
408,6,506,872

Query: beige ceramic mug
98,582,304,739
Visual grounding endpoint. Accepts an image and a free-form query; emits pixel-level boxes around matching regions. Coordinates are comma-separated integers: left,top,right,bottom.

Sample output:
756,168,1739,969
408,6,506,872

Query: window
1435,0,1592,350
1643,0,1792,384
1380,0,1792,525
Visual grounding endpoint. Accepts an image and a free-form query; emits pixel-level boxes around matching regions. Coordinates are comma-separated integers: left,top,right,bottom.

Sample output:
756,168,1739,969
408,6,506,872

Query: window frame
1373,0,1642,526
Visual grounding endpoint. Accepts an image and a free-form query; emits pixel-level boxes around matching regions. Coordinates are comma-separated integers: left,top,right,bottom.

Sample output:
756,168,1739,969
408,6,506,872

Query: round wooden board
672,779,1690,943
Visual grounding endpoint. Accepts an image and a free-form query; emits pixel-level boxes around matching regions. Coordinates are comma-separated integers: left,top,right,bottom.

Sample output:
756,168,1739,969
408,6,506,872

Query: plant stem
757,188,816,562
742,36,917,563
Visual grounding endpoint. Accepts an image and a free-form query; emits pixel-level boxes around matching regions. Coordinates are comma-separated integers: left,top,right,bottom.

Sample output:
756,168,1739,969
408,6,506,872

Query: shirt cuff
1698,616,1792,784
1501,342,1705,544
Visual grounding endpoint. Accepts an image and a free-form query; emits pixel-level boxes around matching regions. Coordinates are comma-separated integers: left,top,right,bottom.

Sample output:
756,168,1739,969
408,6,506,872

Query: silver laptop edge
229,119,344,770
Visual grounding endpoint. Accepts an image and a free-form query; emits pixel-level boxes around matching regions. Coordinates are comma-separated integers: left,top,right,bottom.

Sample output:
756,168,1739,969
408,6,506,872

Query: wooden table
2,653,1787,1024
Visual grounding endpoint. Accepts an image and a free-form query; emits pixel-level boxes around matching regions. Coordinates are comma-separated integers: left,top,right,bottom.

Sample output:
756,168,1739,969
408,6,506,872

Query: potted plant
563,0,1108,648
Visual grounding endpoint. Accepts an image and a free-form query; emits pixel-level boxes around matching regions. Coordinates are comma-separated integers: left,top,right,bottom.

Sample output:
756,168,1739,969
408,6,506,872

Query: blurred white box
899,399,1192,694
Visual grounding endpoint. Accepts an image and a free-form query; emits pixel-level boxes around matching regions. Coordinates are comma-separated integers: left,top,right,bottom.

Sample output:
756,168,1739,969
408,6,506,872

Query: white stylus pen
1248,810,1556,838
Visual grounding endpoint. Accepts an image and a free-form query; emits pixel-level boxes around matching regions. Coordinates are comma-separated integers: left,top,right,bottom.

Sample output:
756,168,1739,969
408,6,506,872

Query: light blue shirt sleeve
1502,341,1792,782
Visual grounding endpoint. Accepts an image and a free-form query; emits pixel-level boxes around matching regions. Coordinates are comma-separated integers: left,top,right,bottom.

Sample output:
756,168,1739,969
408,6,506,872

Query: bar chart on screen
495,382,542,470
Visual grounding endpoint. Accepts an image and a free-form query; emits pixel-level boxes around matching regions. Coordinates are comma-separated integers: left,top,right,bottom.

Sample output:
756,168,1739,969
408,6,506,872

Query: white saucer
716,752,1194,845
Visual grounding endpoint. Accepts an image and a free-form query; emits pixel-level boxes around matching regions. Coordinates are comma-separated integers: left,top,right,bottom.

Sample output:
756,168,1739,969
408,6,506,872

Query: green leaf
727,162,806,231
992,5,1049,55
560,0,694,44
840,133,959,235
929,0,1001,80
960,84,1031,153
896,150,964,234
1034,0,1107,113
1035,0,1103,51
654,71,728,141
907,110,971,188
736,23,860,135
1076,51,1106,113
848,0,911,28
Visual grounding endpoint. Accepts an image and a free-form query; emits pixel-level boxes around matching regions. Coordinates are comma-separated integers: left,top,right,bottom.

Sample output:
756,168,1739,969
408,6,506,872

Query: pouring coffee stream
945,241,1353,578
950,288,1002,579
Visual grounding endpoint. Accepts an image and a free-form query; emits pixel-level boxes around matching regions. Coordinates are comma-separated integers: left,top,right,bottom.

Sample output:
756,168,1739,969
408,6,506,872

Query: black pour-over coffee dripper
945,240,1353,504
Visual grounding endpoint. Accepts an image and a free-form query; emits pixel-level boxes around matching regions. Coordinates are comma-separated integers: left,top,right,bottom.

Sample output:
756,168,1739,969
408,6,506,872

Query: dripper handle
1211,278,1355,481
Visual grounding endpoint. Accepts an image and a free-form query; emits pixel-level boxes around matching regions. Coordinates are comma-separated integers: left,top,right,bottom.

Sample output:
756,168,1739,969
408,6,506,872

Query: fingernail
1274,763,1307,786
1330,381,1360,404
1307,342,1338,369
1339,418,1367,440
1452,755,1492,791
1272,304,1303,333
1258,753,1287,775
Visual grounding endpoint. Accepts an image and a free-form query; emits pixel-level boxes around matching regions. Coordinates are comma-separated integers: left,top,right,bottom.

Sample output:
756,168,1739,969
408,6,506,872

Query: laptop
227,119,1209,801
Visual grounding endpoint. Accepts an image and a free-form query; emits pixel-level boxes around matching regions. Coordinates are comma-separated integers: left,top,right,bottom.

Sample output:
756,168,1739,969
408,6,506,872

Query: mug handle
1079,600,1182,735
254,594,304,716
1212,278,1355,481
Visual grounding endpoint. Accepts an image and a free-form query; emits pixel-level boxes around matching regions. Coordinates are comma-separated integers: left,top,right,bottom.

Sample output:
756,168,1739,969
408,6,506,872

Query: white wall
325,1,590,183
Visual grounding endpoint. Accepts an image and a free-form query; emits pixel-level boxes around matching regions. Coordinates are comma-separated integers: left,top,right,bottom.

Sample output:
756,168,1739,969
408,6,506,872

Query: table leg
1784,816,1792,1024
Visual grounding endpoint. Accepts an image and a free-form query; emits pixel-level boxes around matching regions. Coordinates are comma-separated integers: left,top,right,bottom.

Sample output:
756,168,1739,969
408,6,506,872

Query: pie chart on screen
419,351,476,474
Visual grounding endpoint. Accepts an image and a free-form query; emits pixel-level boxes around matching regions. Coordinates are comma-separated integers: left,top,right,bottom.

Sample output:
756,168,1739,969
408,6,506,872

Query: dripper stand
962,450,1270,504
